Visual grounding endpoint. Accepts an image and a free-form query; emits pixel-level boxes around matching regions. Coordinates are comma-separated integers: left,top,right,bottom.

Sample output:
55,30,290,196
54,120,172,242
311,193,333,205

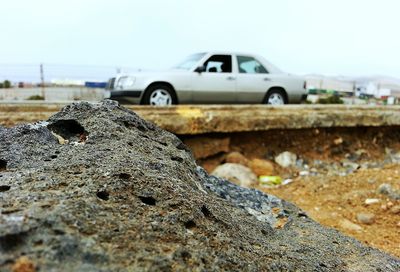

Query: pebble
365,198,380,205
225,152,249,166
249,158,275,176
299,171,309,176
275,151,297,168
339,219,362,231
377,183,392,195
356,213,375,225
333,137,343,145
390,205,400,215
211,163,257,188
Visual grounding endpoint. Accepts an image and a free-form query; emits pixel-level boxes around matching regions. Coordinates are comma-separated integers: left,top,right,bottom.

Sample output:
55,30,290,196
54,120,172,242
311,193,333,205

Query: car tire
142,84,177,106
264,89,287,105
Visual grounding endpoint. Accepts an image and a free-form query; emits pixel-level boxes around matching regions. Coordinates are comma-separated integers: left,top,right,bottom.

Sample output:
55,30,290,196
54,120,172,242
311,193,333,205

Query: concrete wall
0,87,106,102
307,77,354,93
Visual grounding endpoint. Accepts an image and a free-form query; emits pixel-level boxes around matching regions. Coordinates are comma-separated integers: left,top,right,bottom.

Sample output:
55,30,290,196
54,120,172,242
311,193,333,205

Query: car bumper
108,90,143,104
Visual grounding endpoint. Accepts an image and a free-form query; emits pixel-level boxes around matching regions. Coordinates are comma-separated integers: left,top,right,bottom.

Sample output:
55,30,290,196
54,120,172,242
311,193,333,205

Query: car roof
202,51,262,57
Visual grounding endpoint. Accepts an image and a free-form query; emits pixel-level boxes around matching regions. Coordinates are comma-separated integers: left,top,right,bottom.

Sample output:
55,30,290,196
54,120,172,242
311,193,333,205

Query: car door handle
263,77,271,81
227,76,236,81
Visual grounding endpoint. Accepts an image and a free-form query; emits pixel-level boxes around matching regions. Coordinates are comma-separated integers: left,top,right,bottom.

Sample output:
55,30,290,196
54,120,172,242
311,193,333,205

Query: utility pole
40,63,45,98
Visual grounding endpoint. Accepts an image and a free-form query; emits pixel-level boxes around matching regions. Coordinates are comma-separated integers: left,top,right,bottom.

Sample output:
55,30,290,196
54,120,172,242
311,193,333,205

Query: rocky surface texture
0,101,399,271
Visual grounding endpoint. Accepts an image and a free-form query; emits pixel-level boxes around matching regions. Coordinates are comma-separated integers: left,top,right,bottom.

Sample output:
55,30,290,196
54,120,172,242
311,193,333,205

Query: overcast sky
0,0,399,81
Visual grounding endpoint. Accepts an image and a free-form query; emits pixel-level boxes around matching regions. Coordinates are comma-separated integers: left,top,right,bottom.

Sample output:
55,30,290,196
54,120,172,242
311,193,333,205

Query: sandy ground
262,166,400,258
193,127,400,258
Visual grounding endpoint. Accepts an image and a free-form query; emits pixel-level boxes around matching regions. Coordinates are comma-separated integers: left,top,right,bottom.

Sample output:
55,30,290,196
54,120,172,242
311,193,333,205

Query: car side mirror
195,65,206,73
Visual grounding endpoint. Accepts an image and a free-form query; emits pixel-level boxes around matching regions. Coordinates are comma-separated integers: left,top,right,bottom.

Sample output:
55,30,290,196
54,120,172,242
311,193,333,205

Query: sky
0,0,399,82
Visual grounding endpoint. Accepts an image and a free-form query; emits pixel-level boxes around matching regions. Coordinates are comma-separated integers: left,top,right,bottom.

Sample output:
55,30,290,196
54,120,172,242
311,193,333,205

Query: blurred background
0,0,399,102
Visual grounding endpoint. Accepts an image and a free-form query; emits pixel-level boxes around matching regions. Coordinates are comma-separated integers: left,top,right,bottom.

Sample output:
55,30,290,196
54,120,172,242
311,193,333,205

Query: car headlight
116,76,136,90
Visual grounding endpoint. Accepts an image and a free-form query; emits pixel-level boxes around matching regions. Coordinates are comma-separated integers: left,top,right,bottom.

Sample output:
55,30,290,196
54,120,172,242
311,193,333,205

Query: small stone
211,163,257,188
248,158,275,176
342,161,360,171
356,213,375,225
365,198,380,205
275,151,297,168
333,137,343,145
377,183,392,195
390,205,400,214
225,152,249,166
339,219,362,231
299,171,309,176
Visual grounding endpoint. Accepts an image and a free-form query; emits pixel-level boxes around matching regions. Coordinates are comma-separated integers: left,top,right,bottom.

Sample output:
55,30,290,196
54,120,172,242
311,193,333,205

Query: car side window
237,56,268,74
203,55,232,73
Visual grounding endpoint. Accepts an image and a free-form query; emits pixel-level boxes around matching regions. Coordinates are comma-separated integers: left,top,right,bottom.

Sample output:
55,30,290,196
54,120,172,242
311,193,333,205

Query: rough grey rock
0,100,399,271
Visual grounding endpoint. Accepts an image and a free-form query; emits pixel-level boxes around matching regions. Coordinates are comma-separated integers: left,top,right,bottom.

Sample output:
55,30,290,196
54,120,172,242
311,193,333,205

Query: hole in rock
0,159,7,171
51,155,57,159
48,120,87,141
171,156,183,163
0,185,11,192
123,121,147,132
0,233,27,251
180,250,191,261
176,142,189,152
184,220,196,229
96,190,109,201
139,196,156,206
201,205,212,218
118,173,131,179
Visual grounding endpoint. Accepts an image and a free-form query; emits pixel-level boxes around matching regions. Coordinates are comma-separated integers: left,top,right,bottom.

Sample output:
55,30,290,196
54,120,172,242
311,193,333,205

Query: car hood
118,69,189,78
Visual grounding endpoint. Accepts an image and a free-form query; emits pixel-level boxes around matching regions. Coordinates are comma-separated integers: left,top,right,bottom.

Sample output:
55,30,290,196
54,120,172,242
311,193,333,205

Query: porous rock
0,101,399,271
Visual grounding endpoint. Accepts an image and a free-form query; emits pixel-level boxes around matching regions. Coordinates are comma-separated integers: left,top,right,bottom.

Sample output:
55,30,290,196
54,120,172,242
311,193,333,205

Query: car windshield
173,53,206,70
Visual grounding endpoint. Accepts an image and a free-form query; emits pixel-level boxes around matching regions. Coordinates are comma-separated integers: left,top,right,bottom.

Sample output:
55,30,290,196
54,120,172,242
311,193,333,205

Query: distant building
306,75,354,94
356,80,400,99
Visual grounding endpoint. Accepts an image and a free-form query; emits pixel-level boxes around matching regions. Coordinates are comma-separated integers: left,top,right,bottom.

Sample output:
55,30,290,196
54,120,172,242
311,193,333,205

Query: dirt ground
263,166,400,258
184,127,400,258
3,114,400,258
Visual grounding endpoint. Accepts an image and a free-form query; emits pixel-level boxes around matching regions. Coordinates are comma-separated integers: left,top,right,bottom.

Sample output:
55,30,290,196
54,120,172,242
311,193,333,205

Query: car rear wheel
142,84,177,106
264,89,287,105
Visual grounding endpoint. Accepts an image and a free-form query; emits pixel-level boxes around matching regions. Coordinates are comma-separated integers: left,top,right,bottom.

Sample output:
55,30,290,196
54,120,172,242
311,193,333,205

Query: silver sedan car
106,52,307,105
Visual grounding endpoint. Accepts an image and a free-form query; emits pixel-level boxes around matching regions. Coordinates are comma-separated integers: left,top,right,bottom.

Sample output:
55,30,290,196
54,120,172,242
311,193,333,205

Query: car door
235,55,274,103
191,54,237,103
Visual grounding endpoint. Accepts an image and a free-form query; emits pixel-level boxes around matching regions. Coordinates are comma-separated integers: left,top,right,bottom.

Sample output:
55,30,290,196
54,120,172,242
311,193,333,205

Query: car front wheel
264,89,287,105
142,84,177,106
